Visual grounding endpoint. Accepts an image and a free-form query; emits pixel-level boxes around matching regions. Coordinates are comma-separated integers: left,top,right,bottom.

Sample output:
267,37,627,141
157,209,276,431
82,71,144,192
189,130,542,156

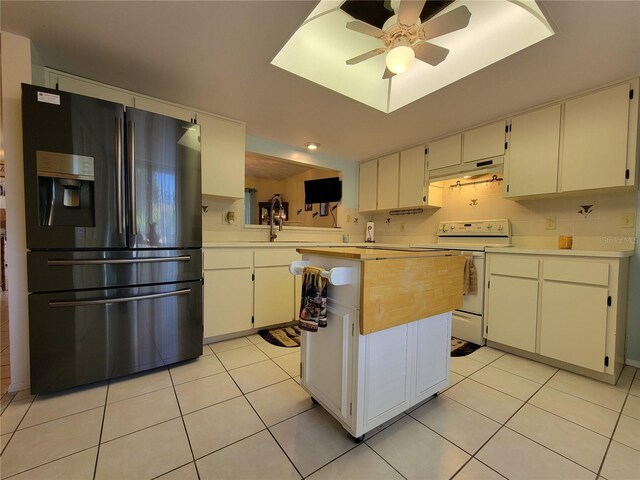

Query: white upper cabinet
463,120,506,164
358,159,378,212
377,153,399,210
427,134,462,170
198,112,245,198
45,69,135,107
560,80,638,192
399,145,426,208
504,104,561,197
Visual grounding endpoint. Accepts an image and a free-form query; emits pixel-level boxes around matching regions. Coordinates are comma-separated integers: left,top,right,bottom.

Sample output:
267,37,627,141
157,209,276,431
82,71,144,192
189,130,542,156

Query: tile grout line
0,390,37,458
92,382,110,480
596,371,635,478
216,342,306,480
454,366,561,478
468,367,627,477
167,366,202,480
2,446,99,480
364,437,409,480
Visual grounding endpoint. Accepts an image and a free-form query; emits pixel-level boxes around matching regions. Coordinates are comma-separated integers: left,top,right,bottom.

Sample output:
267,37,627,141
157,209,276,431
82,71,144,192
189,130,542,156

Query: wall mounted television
304,177,342,204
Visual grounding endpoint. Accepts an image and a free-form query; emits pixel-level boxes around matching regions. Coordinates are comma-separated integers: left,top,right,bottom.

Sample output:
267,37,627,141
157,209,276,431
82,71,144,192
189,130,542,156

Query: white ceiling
245,152,314,180
272,1,555,112
2,1,639,162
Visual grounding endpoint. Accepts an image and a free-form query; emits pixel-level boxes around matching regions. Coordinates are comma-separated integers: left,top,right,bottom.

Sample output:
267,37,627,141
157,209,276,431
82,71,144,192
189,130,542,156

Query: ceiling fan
345,0,471,79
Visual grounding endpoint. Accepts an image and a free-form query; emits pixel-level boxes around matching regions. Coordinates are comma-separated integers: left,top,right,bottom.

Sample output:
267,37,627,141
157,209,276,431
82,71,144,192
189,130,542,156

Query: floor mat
451,337,482,357
259,326,300,348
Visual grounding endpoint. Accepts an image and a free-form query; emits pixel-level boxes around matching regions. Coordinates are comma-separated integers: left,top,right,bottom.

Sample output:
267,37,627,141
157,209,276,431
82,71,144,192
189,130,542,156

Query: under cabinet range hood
428,156,503,183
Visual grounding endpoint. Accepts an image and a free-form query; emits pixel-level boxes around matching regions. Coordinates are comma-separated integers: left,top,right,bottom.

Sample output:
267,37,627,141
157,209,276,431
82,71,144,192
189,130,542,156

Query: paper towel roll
366,222,375,243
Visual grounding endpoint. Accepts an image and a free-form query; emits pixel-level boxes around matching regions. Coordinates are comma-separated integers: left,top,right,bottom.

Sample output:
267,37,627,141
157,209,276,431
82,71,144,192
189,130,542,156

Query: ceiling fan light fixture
304,142,320,150
385,45,415,74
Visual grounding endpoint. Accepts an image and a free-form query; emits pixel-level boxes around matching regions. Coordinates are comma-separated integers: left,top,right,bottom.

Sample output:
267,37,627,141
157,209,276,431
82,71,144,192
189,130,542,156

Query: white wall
1,32,32,391
626,188,640,365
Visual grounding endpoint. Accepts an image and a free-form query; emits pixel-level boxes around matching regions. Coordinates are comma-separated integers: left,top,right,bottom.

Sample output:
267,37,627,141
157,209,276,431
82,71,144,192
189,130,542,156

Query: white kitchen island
292,247,464,440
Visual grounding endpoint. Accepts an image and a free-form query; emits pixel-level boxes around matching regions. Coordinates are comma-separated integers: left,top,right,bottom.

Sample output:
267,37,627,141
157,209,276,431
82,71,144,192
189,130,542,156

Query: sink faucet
269,194,284,242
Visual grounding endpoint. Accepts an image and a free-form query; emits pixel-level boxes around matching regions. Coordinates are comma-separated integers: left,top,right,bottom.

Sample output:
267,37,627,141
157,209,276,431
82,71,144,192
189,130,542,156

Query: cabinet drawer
489,255,539,279
254,248,300,267
203,249,253,270
543,259,609,286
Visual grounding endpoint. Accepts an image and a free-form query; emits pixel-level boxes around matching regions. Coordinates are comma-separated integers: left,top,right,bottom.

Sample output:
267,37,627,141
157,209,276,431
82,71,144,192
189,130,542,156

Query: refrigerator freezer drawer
27,249,202,293
28,280,203,394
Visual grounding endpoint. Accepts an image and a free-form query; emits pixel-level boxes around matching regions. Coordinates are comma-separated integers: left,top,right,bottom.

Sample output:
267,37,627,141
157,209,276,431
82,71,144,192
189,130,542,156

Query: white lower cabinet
301,311,451,438
203,268,253,337
203,247,301,339
254,266,295,329
485,255,539,353
485,252,630,383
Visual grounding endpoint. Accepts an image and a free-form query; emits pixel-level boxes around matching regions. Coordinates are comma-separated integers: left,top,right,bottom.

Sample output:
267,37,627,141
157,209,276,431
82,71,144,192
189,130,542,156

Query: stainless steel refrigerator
21,84,203,394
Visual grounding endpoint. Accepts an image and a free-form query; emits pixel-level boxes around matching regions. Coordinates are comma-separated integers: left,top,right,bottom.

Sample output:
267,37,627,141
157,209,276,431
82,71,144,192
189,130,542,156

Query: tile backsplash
370,174,638,249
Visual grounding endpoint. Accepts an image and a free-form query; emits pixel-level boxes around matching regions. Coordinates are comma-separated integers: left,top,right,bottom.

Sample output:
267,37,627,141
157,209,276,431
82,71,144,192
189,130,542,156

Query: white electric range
412,219,512,345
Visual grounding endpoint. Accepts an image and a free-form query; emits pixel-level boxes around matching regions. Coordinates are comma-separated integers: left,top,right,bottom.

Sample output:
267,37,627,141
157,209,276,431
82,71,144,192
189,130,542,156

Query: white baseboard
8,380,30,393
625,359,640,368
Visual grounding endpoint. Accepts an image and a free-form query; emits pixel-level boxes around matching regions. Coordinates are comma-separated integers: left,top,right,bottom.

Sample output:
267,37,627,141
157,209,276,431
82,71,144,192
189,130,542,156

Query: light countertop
486,247,634,258
202,242,407,249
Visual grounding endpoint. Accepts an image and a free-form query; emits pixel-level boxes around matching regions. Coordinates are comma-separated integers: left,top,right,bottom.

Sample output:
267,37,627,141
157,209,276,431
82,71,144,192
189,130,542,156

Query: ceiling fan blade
383,67,396,79
346,48,386,66
414,42,450,66
397,0,426,26
346,20,385,39
420,5,471,41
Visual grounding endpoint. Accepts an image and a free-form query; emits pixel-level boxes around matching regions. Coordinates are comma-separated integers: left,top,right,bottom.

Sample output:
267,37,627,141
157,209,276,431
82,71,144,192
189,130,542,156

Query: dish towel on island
463,254,478,295
298,266,328,332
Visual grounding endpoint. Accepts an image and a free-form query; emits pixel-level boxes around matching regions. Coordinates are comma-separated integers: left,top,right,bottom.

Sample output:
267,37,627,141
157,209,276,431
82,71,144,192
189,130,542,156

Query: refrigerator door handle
49,288,191,307
127,120,137,236
116,117,124,234
47,255,191,266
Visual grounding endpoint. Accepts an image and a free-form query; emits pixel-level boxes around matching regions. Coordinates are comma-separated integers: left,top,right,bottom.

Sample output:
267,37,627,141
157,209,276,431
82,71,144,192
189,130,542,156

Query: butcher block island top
297,247,465,335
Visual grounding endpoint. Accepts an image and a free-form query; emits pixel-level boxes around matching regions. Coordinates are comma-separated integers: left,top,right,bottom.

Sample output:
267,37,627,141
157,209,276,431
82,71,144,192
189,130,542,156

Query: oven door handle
49,288,191,307
47,255,191,266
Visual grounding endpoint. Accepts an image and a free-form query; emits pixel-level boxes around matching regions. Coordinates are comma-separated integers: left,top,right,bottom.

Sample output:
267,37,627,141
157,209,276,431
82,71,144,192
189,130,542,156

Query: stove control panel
437,219,511,237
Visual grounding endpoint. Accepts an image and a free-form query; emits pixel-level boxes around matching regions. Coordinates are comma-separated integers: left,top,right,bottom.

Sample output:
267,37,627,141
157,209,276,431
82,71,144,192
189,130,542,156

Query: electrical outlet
346,214,351,223
545,215,556,230
621,212,635,228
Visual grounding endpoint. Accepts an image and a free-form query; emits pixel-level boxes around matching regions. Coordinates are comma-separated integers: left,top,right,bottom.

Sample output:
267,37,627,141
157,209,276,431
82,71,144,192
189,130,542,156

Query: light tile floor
1,336,639,480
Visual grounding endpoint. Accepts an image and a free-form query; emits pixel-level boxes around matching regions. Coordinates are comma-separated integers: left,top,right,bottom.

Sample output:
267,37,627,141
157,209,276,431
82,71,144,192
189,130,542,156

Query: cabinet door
463,121,506,164
377,153,399,210
560,83,631,192
486,275,538,352
428,134,462,170
301,303,355,425
399,145,426,208
505,104,561,197
198,113,246,198
134,96,195,122
46,70,135,107
413,313,450,404
203,268,253,338
540,282,608,371
361,322,412,426
254,266,295,328
358,159,378,212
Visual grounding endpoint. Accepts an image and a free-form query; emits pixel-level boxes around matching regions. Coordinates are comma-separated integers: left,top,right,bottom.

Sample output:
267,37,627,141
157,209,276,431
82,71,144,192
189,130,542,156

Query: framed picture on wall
319,203,328,217
305,203,312,211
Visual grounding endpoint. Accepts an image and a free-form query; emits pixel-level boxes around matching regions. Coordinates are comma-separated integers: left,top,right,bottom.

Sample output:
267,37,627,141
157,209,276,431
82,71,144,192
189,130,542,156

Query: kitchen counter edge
486,247,634,258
